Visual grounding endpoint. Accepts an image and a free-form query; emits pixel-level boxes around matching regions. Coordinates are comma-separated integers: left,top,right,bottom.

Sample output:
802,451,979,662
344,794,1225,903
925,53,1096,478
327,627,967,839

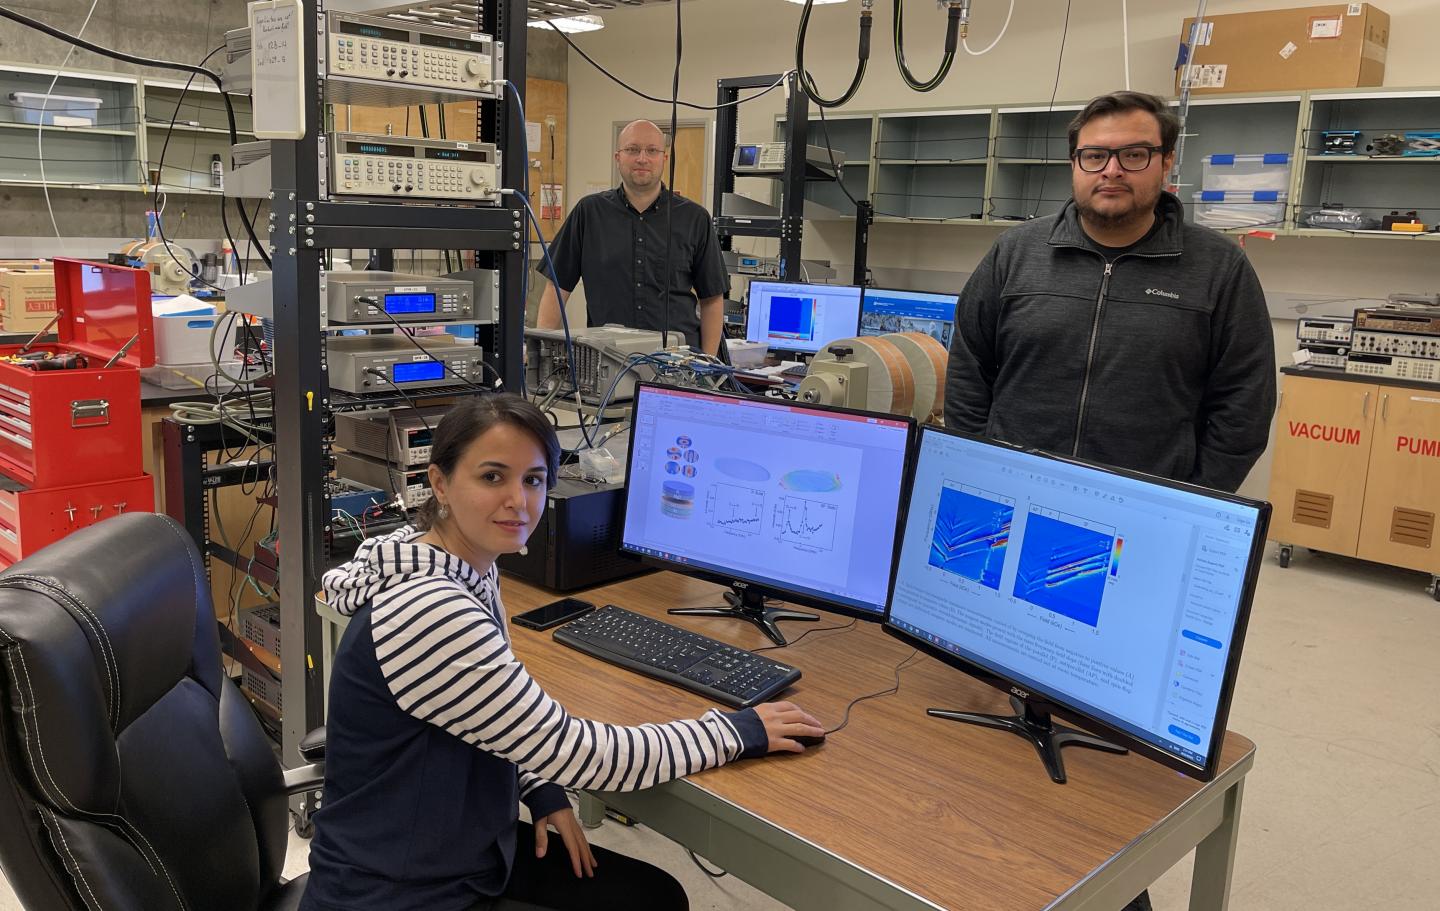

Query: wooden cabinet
1267,374,1377,555
1356,389,1440,574
1268,371,1440,590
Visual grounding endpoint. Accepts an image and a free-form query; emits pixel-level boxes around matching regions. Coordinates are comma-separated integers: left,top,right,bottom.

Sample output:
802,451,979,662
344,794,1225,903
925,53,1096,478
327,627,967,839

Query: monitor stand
668,585,818,647
927,696,1127,784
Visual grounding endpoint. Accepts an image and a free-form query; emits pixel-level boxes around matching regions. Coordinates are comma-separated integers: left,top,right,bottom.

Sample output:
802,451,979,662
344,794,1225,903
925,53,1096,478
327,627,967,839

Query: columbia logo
1145,288,1180,300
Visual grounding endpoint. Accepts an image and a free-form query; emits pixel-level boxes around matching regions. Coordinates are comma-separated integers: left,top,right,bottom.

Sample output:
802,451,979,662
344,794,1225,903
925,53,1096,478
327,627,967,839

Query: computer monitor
884,426,1270,783
860,287,960,349
621,382,913,645
745,281,862,356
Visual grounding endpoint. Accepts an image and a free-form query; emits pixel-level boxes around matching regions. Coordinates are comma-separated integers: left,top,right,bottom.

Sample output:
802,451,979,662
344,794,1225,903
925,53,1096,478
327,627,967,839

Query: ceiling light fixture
528,14,605,33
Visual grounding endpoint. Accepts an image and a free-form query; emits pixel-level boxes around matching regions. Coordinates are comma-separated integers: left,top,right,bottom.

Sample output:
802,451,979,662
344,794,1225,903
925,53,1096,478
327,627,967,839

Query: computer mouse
792,733,826,748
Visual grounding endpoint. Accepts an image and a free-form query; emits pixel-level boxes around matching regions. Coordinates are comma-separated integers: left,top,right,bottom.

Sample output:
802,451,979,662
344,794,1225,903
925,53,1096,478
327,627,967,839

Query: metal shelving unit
714,73,872,286
261,0,528,788
791,88,1440,239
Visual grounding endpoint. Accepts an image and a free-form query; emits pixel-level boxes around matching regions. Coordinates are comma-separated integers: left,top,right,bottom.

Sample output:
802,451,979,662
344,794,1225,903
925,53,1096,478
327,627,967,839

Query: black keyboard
780,363,808,379
553,605,801,709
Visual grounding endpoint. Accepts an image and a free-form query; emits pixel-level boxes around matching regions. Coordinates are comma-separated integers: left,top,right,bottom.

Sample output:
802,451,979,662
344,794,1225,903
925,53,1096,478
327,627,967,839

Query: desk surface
501,570,1255,911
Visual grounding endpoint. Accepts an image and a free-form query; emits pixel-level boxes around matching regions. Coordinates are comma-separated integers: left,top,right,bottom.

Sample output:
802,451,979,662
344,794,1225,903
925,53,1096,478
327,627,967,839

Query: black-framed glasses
1072,145,1165,172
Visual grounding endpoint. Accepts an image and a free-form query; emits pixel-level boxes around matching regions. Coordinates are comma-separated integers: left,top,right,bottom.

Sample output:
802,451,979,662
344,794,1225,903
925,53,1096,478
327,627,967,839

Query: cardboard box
0,268,57,333
1177,4,1389,95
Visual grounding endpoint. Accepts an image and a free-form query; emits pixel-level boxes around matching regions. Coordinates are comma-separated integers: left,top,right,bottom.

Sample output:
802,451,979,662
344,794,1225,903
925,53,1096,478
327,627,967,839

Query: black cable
893,0,961,93
543,21,790,112
1030,0,1074,219
687,850,727,879
0,7,223,95
366,305,488,393
796,0,871,108
751,618,856,654
436,103,447,139
152,45,230,295
419,106,430,138
363,369,435,436
816,105,861,209
660,0,681,352
826,649,921,736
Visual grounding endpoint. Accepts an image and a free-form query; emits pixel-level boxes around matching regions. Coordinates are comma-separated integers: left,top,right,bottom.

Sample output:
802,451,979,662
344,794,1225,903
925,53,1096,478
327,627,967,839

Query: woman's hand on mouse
754,701,825,753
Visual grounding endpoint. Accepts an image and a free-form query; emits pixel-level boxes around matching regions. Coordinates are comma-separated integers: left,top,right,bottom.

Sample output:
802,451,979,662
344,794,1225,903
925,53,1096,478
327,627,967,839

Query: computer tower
498,479,650,592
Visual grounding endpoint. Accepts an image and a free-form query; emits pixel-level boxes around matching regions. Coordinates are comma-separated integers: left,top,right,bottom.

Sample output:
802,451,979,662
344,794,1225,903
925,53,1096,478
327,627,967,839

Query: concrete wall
561,0,1440,498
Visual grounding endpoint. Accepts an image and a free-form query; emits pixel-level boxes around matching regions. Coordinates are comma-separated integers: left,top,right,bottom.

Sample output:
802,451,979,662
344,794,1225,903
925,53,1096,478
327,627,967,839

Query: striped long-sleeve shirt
300,527,767,911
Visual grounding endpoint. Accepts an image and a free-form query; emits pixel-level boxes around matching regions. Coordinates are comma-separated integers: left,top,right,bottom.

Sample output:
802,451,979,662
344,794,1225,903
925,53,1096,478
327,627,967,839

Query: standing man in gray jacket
945,91,1276,494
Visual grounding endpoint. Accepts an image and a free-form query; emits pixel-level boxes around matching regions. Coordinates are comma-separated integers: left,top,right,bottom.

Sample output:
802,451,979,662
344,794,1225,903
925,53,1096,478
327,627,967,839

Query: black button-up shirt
543,186,729,347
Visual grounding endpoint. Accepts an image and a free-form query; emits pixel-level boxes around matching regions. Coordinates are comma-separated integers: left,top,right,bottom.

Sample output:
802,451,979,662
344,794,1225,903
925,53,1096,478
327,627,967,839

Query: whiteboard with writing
249,0,305,139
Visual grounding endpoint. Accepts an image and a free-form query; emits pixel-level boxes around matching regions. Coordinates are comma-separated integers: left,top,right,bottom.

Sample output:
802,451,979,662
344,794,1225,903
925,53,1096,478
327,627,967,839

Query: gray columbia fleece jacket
944,191,1276,493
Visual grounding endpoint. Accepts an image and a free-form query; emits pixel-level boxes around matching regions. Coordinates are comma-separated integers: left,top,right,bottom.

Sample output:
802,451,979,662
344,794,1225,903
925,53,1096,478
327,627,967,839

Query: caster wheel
1431,579,1440,603
1278,545,1292,568
292,811,315,839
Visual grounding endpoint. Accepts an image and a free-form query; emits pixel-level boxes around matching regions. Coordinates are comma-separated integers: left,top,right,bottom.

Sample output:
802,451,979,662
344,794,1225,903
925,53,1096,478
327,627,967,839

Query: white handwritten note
249,0,305,139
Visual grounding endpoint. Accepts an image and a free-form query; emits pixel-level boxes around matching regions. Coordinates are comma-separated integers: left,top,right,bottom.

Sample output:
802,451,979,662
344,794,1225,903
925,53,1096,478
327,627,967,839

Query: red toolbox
0,258,155,488
0,473,155,569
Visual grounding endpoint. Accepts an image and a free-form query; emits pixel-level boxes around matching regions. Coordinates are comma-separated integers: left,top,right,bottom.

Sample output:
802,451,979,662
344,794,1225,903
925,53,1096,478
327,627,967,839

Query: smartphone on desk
513,597,595,631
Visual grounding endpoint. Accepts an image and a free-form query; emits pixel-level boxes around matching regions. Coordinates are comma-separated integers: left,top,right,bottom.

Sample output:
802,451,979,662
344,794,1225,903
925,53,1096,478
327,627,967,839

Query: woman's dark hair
414,394,561,531
1067,91,1181,155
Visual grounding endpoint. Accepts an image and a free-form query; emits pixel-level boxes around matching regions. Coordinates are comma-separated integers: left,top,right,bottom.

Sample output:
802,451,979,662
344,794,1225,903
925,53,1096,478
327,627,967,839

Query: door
1266,375,1378,555
1356,389,1440,574
668,125,706,204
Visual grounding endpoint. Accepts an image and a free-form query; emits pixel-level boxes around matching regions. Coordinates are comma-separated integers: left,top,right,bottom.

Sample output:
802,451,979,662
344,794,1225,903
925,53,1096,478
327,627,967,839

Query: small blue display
392,360,446,383
384,293,437,314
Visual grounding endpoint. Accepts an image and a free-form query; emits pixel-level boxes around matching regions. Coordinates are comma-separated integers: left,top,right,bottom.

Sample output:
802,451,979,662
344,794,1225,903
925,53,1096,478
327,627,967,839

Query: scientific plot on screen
928,484,1015,591
1012,508,1121,628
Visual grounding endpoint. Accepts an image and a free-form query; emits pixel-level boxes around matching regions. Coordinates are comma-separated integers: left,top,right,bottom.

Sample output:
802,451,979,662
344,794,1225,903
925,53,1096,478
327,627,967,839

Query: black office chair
0,513,323,910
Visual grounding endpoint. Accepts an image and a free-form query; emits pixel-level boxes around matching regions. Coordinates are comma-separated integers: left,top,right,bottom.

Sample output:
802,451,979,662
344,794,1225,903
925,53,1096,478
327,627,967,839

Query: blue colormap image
1012,513,1113,627
928,487,1013,590
768,296,817,342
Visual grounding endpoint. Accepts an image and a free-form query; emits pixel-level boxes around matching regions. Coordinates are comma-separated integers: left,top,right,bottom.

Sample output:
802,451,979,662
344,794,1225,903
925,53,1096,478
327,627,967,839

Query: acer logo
1397,436,1440,458
1010,686,1030,699
1145,288,1180,300
1288,421,1362,446
733,581,750,590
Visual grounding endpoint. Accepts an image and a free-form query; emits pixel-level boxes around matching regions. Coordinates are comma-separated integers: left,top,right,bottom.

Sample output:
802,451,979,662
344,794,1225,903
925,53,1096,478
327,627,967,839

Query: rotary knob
464,58,483,77
469,171,488,187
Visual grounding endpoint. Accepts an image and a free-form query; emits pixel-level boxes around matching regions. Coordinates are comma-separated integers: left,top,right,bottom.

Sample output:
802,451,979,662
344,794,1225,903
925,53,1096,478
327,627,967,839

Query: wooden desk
317,569,1254,910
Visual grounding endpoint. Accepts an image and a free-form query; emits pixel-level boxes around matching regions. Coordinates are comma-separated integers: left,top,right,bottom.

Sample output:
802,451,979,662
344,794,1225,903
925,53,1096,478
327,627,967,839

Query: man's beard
1075,185,1158,229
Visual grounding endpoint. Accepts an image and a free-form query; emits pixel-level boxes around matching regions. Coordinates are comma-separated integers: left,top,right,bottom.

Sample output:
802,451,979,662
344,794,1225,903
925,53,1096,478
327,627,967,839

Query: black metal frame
711,73,872,288
711,73,807,282
264,0,529,776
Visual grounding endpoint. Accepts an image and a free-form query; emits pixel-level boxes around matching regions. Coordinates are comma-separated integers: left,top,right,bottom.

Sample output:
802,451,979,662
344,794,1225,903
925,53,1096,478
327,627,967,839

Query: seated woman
300,394,822,911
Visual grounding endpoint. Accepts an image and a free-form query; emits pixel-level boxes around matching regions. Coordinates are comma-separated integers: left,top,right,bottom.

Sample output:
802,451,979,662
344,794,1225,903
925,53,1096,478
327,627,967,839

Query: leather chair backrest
0,513,289,911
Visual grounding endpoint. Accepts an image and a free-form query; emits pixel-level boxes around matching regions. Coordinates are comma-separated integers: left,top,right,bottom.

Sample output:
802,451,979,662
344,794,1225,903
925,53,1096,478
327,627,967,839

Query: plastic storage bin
1192,190,1288,230
1201,153,1291,193
7,91,102,127
152,307,238,365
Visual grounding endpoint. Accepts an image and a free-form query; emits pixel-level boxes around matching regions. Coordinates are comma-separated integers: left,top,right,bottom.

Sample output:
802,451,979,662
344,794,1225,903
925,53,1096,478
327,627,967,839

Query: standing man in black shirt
536,119,729,355
945,91,1275,495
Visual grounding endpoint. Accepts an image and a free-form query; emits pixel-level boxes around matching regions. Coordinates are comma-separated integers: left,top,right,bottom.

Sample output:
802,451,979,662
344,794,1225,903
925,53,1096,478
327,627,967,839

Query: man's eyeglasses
1071,145,1166,172
619,146,666,159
